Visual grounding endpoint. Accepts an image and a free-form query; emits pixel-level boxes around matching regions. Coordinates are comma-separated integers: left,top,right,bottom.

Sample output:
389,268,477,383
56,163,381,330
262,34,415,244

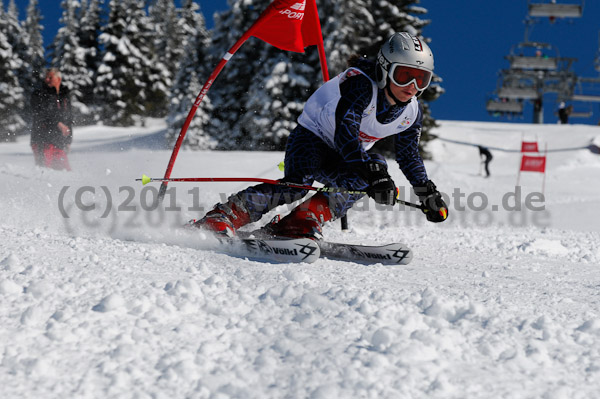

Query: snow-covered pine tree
206,0,272,150
166,0,216,150
366,1,430,56
20,0,45,111
238,52,316,150
132,0,173,118
0,0,26,141
5,1,27,78
168,71,217,150
95,0,151,126
175,0,201,58
76,0,103,123
148,0,180,77
49,0,93,125
315,0,373,75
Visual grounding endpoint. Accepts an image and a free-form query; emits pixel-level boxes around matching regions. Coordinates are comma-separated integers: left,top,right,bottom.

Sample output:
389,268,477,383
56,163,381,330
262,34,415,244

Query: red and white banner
519,155,546,173
517,143,548,193
521,141,539,153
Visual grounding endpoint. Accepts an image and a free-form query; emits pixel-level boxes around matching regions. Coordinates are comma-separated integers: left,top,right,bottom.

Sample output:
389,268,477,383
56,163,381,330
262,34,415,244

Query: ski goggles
389,64,433,91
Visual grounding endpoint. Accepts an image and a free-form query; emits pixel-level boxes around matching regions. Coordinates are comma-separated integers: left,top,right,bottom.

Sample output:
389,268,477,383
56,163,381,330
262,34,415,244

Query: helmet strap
376,65,385,87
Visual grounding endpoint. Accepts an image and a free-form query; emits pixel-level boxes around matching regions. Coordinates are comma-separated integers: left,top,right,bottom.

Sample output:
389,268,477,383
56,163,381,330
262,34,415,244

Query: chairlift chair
528,0,584,18
569,109,593,118
510,56,558,70
571,94,600,102
571,77,600,103
498,86,539,100
506,42,560,71
486,99,524,114
497,69,540,100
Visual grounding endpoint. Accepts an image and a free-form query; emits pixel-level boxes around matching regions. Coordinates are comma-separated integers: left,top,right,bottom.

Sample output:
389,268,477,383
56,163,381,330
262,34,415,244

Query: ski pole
137,175,423,209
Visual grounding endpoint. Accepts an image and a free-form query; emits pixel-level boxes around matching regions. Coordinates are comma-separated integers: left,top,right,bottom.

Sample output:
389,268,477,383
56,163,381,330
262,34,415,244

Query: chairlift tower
488,40,577,123
486,0,587,123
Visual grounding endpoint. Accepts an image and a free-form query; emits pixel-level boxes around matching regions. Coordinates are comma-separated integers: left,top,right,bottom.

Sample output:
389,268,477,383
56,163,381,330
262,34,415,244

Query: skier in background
558,102,572,124
30,68,73,171
193,32,448,239
478,145,493,178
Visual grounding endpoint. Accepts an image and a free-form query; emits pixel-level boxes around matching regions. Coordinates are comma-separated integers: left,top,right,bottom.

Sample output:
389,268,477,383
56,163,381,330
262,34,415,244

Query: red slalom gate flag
252,0,321,52
520,155,546,173
521,141,539,153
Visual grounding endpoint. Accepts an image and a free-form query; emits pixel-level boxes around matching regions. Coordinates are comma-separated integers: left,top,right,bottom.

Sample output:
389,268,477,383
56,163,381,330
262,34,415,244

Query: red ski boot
192,197,251,237
258,193,333,240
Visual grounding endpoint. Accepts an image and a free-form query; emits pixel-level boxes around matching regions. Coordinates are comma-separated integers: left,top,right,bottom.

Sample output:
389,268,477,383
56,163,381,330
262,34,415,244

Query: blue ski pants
230,125,385,223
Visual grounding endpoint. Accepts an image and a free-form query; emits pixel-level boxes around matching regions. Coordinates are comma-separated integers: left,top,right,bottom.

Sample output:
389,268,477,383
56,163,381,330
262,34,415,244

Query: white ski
318,241,413,265
216,237,320,264
204,230,411,265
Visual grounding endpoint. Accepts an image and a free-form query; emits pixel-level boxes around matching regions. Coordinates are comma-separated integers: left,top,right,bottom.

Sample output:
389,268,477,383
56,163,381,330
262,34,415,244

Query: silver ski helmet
376,32,434,91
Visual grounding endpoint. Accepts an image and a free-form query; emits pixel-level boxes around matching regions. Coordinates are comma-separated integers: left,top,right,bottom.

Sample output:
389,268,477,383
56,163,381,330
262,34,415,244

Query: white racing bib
298,67,419,151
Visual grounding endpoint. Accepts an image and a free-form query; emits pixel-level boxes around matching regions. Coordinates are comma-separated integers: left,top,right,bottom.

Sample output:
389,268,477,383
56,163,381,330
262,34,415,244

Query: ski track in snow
1,119,599,398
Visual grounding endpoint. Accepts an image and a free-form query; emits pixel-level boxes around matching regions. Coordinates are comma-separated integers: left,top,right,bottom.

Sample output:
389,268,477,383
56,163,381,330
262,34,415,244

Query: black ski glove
362,161,397,206
414,180,448,223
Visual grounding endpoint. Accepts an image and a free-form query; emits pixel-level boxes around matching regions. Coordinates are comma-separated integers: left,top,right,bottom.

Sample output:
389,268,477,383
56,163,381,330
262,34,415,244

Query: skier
478,146,493,177
193,32,448,239
558,102,572,124
30,68,73,171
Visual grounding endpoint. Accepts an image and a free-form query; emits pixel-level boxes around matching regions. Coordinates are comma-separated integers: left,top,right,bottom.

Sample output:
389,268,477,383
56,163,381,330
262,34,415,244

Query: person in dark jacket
30,68,73,170
558,102,572,125
478,146,493,177
193,32,449,239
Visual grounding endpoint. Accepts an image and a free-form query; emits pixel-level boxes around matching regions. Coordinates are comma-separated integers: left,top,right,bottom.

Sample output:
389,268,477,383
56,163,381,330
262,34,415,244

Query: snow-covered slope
1,120,599,398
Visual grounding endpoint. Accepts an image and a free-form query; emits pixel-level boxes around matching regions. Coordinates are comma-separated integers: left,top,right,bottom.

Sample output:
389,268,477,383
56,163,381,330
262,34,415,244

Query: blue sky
13,0,600,125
